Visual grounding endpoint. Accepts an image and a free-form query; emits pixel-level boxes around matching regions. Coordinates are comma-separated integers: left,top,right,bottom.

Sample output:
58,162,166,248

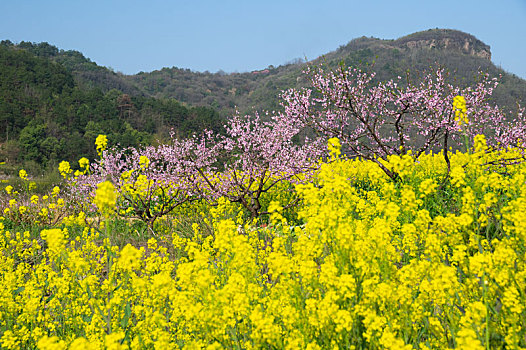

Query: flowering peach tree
177,112,324,218
281,64,526,179
72,109,323,222
69,63,526,221
71,144,200,227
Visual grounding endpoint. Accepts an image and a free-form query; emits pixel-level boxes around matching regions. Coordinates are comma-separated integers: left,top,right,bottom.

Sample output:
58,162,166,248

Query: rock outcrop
394,29,491,60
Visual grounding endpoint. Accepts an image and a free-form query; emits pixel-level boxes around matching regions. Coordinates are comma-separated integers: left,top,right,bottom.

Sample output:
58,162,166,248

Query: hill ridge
1,28,526,173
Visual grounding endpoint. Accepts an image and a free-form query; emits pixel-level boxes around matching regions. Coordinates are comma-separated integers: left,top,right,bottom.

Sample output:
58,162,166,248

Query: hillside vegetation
1,30,526,349
1,63,526,346
126,29,526,114
0,41,223,174
1,29,525,174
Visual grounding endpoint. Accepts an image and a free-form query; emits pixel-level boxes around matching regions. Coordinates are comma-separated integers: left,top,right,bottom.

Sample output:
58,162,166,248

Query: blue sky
1,0,525,78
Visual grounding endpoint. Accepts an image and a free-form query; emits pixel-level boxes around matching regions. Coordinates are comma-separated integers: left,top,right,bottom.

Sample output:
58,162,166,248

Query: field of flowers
1,64,526,349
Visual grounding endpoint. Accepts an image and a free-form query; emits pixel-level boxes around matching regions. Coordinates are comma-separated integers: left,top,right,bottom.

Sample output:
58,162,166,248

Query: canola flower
18,169,27,181
58,161,72,179
453,95,468,126
78,157,89,169
40,228,66,257
139,155,150,168
93,181,117,215
327,137,342,157
52,186,60,197
1,180,69,228
95,134,108,156
0,136,525,349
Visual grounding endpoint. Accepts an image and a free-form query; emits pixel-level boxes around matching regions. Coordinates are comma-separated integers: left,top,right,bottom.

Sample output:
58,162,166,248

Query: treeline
128,29,526,115
3,28,526,174
0,42,223,175
128,63,307,115
1,40,144,95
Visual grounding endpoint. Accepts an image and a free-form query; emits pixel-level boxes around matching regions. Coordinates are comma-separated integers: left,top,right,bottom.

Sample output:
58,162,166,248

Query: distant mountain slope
0,40,144,96
2,28,526,174
6,28,523,117
125,29,526,115
0,41,223,173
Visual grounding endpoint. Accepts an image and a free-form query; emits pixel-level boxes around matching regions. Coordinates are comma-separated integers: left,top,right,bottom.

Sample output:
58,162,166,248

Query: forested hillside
0,41,223,175
127,29,526,115
2,29,526,175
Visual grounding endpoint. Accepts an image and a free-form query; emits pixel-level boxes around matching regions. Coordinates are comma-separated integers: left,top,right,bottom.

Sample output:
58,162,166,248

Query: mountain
1,40,144,96
0,41,223,174
125,29,526,115
1,29,526,174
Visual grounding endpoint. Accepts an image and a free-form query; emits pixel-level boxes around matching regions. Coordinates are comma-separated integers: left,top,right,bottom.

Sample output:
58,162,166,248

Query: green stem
464,132,470,155
483,273,490,349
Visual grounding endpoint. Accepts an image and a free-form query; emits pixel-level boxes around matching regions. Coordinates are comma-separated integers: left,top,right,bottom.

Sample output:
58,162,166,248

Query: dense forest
1,28,526,175
0,41,223,175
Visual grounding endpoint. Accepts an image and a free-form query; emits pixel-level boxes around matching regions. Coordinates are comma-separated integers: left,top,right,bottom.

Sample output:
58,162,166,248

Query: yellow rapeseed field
1,135,525,349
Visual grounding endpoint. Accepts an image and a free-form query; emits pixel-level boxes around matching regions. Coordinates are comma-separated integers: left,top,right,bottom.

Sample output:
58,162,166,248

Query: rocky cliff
393,29,491,60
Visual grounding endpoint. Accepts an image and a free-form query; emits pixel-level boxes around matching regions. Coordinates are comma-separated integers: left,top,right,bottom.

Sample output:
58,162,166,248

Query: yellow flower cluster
5,185,13,195
58,161,73,179
18,169,27,181
139,155,150,169
0,135,525,349
453,95,468,126
79,157,89,169
40,228,67,257
94,181,117,215
327,137,342,157
384,151,415,179
1,184,68,227
95,134,108,157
